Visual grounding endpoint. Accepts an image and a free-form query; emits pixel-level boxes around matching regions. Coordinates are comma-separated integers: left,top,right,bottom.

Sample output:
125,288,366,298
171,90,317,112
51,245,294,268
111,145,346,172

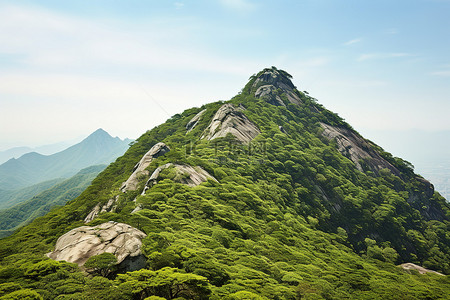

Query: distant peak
84,128,113,142
92,128,109,135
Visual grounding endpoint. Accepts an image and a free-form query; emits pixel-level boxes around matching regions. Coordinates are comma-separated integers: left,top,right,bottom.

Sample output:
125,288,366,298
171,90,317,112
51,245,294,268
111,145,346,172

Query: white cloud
357,53,413,62
344,38,362,46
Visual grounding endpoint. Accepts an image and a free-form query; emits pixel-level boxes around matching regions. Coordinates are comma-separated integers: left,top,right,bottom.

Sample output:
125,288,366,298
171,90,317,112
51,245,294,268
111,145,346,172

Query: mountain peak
252,66,295,90
249,66,302,106
90,128,111,137
83,128,116,143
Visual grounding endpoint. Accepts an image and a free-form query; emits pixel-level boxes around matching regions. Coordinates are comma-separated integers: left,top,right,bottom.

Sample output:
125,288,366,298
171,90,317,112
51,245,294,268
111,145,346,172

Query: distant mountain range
0,129,131,238
0,141,75,165
0,165,106,238
0,128,132,191
0,178,64,210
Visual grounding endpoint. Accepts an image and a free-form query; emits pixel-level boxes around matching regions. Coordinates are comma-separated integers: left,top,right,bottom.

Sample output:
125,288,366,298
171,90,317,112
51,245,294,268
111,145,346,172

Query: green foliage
0,283,21,297
116,267,211,299
0,289,43,300
84,253,118,278
0,165,105,237
0,69,449,299
224,291,267,300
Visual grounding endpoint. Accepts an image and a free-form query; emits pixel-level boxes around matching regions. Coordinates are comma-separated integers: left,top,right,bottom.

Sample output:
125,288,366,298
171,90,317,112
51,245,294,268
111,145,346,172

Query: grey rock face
320,122,400,176
201,104,260,144
47,222,147,272
252,68,302,106
141,163,217,195
121,142,170,192
400,263,444,276
186,109,207,133
84,196,118,223
255,85,285,106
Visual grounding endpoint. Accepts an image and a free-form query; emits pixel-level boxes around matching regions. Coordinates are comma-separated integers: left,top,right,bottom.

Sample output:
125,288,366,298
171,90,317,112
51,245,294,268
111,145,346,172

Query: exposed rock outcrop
252,68,302,106
201,104,260,144
84,196,118,223
186,109,207,133
121,142,170,192
399,263,444,276
255,85,285,106
141,163,217,195
320,122,400,176
47,222,147,272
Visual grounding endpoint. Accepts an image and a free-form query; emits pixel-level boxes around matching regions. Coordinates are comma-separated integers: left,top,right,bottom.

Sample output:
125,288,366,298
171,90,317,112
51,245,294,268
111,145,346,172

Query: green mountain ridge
0,67,449,299
0,165,107,239
0,178,65,210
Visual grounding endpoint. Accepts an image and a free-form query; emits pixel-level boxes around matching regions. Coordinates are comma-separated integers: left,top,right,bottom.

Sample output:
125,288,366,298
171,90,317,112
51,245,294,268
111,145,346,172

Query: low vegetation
0,68,448,299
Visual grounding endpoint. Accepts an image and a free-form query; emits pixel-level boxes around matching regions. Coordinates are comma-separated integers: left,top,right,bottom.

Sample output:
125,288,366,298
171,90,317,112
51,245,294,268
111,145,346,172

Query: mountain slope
0,67,448,299
0,178,65,210
0,147,32,165
0,129,131,191
0,165,106,238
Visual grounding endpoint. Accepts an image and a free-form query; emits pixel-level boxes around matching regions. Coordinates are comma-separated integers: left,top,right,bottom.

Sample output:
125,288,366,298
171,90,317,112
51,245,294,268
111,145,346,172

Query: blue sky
0,0,449,149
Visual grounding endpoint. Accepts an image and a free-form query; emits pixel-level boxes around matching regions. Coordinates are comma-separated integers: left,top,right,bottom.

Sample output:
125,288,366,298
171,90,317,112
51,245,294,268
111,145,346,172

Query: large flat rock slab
47,222,147,271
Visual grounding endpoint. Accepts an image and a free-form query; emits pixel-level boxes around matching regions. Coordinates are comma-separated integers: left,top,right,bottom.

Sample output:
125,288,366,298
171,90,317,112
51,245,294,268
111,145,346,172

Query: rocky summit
0,67,449,299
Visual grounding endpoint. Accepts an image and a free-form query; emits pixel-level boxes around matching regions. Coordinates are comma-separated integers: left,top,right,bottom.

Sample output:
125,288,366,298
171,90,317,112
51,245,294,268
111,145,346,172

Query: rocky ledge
142,163,217,194
201,103,260,144
121,142,170,192
320,122,400,176
47,222,147,272
399,263,444,276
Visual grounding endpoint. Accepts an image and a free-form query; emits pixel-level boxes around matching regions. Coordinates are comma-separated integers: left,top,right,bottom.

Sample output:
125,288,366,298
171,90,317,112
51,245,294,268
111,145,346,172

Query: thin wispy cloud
300,57,330,68
219,0,255,12
386,28,399,35
0,4,257,75
344,38,362,46
430,70,450,77
174,2,185,10
357,52,413,62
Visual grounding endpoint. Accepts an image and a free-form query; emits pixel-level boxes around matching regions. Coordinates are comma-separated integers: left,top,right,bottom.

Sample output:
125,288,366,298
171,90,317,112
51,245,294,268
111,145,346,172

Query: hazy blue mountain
0,178,65,210
0,165,106,238
0,141,75,165
0,129,131,191
0,147,32,165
